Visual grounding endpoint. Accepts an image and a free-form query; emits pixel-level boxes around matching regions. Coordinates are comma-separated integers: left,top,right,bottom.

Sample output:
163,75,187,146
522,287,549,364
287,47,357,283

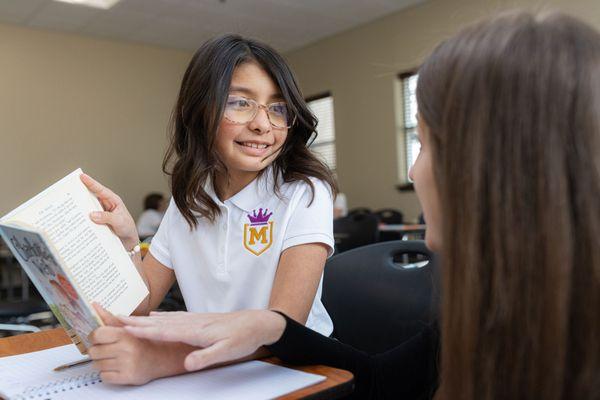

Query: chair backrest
0,299,49,320
375,209,405,242
333,213,379,253
347,207,372,217
375,208,404,224
322,240,439,353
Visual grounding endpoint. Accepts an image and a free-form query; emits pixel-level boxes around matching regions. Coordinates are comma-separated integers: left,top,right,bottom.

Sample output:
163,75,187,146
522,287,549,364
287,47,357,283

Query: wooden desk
0,328,354,400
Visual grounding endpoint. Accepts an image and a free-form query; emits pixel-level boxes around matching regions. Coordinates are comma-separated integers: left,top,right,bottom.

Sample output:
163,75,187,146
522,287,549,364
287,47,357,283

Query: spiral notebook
0,344,325,400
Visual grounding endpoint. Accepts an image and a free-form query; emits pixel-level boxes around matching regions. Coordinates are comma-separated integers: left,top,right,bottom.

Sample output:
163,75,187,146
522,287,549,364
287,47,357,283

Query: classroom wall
3,0,600,222
285,0,600,222
0,23,191,218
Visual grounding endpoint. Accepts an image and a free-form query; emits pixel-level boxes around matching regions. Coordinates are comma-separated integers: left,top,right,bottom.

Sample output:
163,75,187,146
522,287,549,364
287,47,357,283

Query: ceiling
0,0,425,52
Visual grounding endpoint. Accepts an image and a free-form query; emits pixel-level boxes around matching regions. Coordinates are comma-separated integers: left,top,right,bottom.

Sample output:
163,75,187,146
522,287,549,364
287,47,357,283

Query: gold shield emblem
243,221,274,256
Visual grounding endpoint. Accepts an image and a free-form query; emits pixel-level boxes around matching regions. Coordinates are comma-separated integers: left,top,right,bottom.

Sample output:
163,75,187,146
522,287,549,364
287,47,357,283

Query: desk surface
0,328,354,400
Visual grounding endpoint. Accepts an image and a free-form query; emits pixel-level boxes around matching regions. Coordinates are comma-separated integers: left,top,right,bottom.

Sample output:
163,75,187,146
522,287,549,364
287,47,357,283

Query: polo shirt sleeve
282,179,335,257
148,198,174,269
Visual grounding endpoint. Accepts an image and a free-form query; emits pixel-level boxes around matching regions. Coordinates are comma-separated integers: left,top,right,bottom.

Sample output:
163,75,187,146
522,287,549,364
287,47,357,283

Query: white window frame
307,92,337,172
395,71,419,185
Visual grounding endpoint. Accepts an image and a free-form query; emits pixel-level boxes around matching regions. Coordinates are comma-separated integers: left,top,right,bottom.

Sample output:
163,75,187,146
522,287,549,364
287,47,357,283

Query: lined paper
0,345,325,400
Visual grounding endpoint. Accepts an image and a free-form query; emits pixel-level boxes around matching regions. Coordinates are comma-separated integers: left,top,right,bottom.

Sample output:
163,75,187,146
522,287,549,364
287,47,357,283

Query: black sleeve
266,313,439,400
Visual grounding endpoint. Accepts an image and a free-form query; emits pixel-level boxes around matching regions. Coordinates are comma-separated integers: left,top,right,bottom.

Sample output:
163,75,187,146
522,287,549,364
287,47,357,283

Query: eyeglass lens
224,96,291,128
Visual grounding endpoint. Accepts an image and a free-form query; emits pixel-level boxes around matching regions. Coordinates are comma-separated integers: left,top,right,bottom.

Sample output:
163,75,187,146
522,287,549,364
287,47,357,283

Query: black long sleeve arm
266,314,438,400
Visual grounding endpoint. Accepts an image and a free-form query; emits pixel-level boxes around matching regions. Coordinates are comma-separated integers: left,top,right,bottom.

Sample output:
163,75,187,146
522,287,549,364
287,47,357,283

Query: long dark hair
417,12,600,400
164,34,337,228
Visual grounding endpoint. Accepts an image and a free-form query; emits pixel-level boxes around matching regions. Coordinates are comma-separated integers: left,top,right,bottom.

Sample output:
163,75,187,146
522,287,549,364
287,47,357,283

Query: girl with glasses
117,11,599,399
81,34,338,385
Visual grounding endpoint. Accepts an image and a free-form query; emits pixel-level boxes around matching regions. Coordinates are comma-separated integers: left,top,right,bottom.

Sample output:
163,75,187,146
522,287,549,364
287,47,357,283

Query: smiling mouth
235,141,271,150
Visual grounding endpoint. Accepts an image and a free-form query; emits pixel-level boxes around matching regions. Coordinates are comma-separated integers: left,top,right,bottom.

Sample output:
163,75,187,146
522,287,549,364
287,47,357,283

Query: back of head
417,12,600,400
143,193,164,211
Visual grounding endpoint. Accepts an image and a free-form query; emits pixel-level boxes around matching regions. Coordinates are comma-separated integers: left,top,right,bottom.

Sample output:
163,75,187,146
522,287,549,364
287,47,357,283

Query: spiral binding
15,371,101,400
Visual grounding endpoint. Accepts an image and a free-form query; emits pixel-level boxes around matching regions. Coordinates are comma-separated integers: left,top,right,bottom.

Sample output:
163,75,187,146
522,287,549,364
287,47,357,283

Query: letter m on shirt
243,222,274,256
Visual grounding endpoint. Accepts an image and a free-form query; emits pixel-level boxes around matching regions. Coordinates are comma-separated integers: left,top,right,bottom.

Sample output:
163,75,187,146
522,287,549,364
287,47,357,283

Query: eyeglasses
224,95,294,129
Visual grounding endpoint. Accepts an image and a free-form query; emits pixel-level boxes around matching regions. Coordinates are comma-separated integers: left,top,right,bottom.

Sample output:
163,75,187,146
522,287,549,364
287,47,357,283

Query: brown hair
163,34,337,228
143,193,164,211
417,12,600,399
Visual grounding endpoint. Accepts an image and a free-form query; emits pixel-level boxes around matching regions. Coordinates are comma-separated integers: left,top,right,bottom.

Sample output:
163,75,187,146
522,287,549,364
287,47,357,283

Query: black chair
158,282,186,311
375,209,404,242
375,209,404,224
333,213,379,253
0,299,52,337
347,207,372,217
141,236,186,312
322,240,438,354
0,299,49,319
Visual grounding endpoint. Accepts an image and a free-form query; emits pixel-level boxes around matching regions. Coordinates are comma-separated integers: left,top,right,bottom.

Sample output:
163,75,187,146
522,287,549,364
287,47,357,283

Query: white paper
0,344,325,400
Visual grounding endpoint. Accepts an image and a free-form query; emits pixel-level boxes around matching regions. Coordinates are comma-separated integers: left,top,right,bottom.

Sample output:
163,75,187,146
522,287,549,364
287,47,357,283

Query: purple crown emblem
247,208,273,226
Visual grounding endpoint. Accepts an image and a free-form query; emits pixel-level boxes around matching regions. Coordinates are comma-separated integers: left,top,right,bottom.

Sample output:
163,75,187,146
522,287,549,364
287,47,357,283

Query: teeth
241,142,267,149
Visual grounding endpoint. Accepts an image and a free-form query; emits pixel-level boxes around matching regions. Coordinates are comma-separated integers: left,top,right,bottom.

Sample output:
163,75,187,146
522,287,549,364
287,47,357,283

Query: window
307,93,337,171
397,72,419,183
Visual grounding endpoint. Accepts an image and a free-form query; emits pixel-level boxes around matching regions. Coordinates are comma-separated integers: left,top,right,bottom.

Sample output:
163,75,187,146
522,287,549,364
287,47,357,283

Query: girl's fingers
146,312,207,325
91,357,120,372
117,315,159,326
122,325,160,340
100,371,128,385
148,311,191,317
118,314,186,326
93,303,124,327
184,341,231,371
89,211,116,226
80,173,108,196
80,174,119,203
89,341,130,361
123,325,186,342
88,326,124,346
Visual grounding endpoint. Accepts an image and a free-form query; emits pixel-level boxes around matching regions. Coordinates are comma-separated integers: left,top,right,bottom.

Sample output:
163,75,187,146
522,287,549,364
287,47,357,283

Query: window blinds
307,95,337,170
402,74,420,176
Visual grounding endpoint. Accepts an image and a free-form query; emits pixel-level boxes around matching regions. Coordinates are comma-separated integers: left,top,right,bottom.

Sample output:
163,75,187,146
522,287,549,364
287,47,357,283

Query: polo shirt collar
205,167,279,213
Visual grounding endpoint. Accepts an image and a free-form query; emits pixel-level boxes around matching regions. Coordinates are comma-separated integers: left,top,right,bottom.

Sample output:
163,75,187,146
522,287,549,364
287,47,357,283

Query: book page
1,169,148,316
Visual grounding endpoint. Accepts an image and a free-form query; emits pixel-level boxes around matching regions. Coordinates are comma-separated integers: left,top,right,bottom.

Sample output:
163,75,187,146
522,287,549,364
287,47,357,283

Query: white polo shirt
136,209,164,238
149,170,335,336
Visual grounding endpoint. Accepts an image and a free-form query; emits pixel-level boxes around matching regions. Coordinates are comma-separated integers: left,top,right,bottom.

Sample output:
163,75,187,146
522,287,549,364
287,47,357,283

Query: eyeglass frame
223,95,296,129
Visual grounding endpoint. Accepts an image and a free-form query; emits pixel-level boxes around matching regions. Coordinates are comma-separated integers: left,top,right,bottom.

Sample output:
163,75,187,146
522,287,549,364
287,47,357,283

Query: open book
0,169,149,353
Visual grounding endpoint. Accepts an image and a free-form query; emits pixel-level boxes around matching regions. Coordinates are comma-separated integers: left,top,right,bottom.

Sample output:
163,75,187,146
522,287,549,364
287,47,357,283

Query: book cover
0,224,101,352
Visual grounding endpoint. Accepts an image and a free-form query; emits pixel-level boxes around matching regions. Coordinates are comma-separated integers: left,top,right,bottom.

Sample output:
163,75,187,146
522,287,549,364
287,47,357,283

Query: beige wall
286,0,600,222
0,23,191,218
3,0,600,222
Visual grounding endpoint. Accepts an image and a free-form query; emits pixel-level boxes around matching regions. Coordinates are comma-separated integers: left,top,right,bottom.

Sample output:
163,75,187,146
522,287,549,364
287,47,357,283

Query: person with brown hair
79,34,339,385
416,11,600,400
136,192,166,240
115,11,599,399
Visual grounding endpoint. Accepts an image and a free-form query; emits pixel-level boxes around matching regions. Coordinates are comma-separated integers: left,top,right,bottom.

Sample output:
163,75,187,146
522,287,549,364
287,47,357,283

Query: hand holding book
0,169,149,354
80,173,139,251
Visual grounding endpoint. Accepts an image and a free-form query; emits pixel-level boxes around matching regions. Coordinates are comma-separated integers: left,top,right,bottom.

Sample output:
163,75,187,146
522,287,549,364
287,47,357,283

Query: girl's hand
80,173,139,250
119,310,287,372
88,305,189,385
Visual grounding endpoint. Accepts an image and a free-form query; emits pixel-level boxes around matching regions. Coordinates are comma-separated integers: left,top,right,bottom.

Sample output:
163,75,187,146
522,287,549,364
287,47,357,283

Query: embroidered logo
243,208,274,256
